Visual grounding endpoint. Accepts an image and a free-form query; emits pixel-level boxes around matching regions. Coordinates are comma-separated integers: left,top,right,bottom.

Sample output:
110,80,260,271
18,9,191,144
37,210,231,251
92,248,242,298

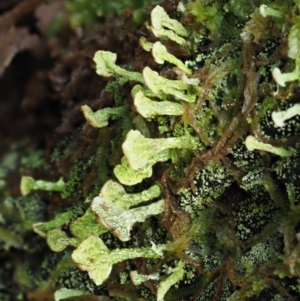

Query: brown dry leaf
35,0,65,36
0,0,24,11
0,0,43,76
0,0,42,30
0,26,40,76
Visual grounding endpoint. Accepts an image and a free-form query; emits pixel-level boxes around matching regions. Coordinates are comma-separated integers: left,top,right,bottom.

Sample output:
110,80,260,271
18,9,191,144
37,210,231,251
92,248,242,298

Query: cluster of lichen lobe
80,0,300,298
2,0,300,300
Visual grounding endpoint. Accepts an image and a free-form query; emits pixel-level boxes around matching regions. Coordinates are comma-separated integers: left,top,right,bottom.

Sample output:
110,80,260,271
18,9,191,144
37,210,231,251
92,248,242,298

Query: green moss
274,143,300,206
0,195,47,251
178,161,233,211
56,266,107,295
235,234,282,272
66,0,163,28
186,1,224,37
195,276,233,301
232,195,280,241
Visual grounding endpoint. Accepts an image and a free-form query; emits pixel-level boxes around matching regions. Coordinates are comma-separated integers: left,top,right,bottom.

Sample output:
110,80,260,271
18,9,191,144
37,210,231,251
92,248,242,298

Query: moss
0,195,47,251
56,266,108,295
235,234,283,273
0,261,25,301
178,161,233,211
195,276,233,301
274,143,300,206
232,195,280,241
66,0,163,28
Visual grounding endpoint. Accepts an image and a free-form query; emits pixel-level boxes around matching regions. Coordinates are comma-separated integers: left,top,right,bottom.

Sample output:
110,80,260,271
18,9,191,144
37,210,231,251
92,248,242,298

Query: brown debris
35,1,65,36
0,12,42,76
0,0,45,65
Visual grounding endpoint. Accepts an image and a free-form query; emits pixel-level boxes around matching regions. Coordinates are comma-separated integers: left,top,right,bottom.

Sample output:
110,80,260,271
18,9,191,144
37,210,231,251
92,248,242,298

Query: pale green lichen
245,135,293,157
139,36,153,52
272,15,300,86
69,208,107,240
89,180,164,241
81,105,127,128
46,228,79,252
72,235,163,285
272,104,300,127
91,196,165,241
122,129,198,171
20,176,66,197
129,270,160,285
151,41,192,74
272,67,299,87
259,5,284,18
147,5,188,46
54,287,88,301
33,211,74,237
113,156,154,185
133,90,185,118
131,84,168,102
93,50,144,83
157,260,185,301
98,179,161,209
143,67,198,103
139,38,191,73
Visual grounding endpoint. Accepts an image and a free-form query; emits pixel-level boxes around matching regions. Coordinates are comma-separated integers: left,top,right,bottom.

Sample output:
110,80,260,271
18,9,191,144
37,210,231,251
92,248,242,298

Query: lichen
2,0,300,300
